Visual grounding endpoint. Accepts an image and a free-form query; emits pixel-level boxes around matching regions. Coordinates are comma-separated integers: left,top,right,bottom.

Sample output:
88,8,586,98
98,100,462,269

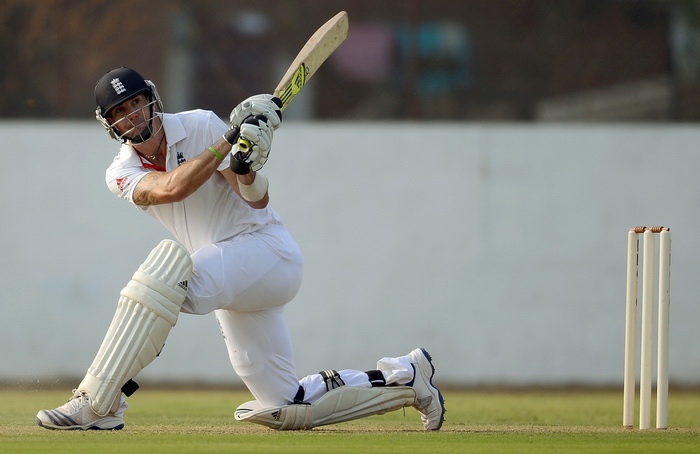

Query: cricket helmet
94,67,164,143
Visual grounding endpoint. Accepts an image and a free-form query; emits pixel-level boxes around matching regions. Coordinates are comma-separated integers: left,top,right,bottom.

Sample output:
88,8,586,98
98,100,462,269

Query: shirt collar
161,113,186,146
117,113,187,168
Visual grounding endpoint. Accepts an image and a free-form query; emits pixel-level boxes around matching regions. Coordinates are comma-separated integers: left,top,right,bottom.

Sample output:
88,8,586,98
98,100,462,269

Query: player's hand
230,115,274,174
229,150,251,175
229,94,282,130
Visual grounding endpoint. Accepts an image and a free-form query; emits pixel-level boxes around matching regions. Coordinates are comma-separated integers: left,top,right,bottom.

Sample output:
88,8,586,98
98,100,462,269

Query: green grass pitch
2,387,700,453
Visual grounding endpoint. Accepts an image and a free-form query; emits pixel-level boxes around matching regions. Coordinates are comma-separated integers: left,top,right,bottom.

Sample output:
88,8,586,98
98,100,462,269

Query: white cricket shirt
105,110,283,253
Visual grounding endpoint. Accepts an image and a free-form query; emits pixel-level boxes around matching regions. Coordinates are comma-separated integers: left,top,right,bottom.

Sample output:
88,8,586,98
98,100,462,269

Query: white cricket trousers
181,224,414,408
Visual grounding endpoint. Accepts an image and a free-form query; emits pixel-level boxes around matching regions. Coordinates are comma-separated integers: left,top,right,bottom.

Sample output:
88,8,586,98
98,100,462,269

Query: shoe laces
63,390,90,410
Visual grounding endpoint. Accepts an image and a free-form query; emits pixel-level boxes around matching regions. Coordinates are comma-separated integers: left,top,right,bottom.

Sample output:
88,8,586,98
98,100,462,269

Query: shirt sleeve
105,156,149,206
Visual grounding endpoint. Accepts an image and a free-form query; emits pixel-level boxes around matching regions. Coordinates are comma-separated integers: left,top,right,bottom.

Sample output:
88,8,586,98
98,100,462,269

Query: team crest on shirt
177,151,186,166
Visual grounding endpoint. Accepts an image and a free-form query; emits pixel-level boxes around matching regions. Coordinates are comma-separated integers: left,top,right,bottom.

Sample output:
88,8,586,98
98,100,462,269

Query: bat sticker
279,64,307,107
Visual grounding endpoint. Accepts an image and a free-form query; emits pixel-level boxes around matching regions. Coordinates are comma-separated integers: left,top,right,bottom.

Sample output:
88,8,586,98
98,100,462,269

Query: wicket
623,226,671,430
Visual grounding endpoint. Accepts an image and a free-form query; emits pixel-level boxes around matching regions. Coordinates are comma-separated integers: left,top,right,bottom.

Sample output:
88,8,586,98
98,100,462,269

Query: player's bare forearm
133,139,232,206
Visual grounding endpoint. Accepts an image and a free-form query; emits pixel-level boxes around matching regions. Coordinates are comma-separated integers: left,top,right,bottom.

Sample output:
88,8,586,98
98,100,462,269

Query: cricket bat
238,11,349,151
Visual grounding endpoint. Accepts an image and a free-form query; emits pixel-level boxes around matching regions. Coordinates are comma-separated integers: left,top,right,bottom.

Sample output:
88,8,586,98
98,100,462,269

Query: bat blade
274,11,349,111
237,11,348,152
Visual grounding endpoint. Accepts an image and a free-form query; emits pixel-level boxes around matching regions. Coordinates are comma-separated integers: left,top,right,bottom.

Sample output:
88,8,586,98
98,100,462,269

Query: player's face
107,94,150,135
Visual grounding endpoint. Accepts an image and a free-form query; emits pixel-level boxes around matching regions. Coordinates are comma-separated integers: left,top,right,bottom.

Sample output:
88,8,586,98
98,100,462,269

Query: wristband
207,147,224,161
239,172,269,202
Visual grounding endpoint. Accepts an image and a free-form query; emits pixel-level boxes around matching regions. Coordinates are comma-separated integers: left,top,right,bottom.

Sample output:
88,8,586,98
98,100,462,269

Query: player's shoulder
169,109,226,131
105,151,142,185
108,145,141,169
173,109,221,122
166,109,225,132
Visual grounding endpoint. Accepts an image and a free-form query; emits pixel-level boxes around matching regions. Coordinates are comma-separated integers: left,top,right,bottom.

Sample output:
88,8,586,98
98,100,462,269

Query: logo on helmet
111,78,126,95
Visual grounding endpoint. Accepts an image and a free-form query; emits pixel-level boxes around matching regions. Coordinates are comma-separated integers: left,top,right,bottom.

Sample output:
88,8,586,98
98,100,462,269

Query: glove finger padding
237,115,274,172
229,94,282,130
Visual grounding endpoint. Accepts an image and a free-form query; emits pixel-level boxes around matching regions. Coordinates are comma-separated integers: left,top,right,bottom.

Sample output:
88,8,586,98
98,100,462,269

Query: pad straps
365,369,386,387
121,379,139,397
293,385,305,404
319,370,345,392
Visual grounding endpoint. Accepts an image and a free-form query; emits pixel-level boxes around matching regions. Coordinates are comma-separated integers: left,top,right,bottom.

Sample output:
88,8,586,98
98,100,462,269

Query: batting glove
229,94,282,130
230,115,274,174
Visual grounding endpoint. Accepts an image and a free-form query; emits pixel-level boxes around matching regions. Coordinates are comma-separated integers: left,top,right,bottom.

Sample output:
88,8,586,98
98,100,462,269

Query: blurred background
3,0,700,391
2,0,698,122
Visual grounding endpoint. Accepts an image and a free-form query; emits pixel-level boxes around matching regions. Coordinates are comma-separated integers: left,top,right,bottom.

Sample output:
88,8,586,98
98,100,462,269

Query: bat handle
237,138,251,152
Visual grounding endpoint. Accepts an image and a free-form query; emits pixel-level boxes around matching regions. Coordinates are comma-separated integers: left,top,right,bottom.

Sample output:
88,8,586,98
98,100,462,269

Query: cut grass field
2,387,700,453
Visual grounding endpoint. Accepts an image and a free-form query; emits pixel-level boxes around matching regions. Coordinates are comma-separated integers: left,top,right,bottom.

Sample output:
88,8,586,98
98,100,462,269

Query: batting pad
234,386,417,430
78,239,192,415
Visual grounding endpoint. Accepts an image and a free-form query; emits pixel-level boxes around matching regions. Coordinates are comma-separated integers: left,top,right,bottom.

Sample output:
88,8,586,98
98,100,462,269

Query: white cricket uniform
105,110,413,408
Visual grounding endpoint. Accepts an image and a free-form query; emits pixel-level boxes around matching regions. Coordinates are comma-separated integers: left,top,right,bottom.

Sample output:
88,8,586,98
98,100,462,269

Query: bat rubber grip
238,138,251,152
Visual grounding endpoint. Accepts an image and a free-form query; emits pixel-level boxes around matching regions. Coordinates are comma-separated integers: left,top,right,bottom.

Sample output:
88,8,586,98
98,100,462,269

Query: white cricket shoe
36,390,127,430
406,348,446,430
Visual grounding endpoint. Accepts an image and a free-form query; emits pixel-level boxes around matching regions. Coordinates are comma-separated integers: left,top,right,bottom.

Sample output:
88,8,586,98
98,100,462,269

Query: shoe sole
36,416,124,431
412,348,446,430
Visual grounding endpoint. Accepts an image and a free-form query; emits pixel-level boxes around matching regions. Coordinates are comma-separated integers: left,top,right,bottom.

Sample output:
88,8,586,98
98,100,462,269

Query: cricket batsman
35,67,445,431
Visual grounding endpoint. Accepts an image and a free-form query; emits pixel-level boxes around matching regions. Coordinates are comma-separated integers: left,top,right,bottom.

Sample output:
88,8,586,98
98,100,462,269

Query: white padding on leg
78,240,192,415
234,386,417,430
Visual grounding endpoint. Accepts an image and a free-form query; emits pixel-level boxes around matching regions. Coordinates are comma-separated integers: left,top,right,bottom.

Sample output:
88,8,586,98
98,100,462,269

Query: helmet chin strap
126,122,153,144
